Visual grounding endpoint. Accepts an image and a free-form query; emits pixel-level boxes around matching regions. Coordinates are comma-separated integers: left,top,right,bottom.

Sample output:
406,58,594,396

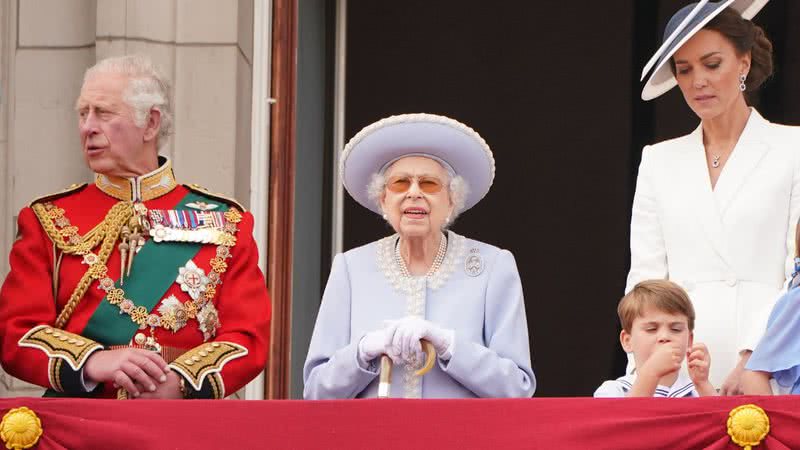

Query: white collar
689,107,769,149
618,370,696,398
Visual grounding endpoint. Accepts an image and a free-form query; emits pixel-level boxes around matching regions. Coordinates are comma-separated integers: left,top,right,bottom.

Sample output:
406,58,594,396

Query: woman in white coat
629,0,800,394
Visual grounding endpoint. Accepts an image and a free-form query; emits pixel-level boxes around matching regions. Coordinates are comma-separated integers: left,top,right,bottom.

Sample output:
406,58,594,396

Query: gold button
212,343,220,348
59,336,68,341
205,346,214,353
134,333,146,345
184,359,194,365
44,328,53,334
191,356,201,362
52,332,61,338
68,338,76,344
75,340,85,347
199,351,208,357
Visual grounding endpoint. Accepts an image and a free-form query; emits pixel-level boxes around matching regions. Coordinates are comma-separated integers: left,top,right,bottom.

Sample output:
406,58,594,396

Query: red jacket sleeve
0,207,58,387
0,207,103,394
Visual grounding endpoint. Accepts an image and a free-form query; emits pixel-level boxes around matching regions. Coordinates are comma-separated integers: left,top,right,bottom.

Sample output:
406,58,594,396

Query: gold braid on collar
95,158,178,202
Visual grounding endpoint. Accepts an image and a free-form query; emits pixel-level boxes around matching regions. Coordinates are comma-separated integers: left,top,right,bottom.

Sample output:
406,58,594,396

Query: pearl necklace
394,233,447,278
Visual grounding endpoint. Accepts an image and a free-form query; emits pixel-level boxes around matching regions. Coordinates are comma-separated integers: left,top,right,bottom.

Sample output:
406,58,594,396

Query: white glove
357,322,400,369
389,316,455,364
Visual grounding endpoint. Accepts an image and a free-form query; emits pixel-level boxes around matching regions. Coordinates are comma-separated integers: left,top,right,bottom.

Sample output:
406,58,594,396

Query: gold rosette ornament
727,404,769,450
0,407,43,450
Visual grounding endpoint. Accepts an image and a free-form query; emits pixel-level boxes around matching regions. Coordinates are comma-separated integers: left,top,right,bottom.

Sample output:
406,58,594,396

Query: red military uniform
0,158,271,398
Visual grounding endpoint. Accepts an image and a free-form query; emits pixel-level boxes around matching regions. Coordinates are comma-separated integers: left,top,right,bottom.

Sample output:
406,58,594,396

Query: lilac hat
340,113,495,215
641,0,769,101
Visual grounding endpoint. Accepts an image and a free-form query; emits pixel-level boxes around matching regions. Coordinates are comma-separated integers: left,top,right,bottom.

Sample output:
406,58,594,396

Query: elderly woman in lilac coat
303,113,535,399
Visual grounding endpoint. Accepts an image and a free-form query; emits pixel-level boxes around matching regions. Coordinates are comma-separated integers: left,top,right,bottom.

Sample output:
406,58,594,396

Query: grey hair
367,171,470,228
83,55,174,145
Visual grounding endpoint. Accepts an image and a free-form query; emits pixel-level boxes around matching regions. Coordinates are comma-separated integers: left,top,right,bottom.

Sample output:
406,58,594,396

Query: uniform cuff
19,325,103,393
167,341,248,398
180,372,225,399
19,325,103,371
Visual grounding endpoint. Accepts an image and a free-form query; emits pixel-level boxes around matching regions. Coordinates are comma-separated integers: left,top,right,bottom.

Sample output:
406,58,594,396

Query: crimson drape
1,396,797,449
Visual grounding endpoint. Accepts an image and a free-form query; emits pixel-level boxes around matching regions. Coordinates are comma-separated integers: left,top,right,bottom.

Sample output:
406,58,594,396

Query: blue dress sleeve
746,287,800,392
439,249,536,397
302,254,379,399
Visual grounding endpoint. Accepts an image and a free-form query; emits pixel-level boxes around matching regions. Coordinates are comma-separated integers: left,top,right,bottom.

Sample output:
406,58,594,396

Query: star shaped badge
197,303,221,341
176,260,209,301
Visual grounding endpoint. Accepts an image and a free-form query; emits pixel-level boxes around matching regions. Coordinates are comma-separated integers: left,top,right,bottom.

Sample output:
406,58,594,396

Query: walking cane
378,339,436,398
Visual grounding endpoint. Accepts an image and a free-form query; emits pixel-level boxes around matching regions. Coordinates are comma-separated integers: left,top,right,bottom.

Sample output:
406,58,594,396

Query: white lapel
682,124,729,264
713,109,771,217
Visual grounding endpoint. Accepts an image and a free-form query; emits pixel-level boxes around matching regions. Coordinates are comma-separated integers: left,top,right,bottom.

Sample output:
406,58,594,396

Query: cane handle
377,339,437,398
414,339,437,376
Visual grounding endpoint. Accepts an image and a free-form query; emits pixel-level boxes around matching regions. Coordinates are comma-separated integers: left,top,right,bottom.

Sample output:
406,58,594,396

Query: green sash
45,192,229,398
44,192,228,398
82,192,228,345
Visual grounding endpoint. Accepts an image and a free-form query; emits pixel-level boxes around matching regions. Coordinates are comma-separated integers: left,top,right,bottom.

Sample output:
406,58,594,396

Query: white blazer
627,109,800,386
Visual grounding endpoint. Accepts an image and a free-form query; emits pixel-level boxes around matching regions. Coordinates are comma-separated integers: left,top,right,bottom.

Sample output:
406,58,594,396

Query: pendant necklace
712,154,721,168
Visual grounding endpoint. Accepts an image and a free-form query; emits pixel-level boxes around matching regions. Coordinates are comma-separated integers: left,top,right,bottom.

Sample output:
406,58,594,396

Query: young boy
594,279,717,397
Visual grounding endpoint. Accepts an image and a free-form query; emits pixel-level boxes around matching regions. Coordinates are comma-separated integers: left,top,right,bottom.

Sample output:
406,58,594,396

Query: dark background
337,0,800,396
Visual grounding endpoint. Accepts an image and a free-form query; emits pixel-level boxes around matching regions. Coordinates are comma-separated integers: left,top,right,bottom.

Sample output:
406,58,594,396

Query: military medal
147,209,228,244
94,208,241,345
158,295,190,332
177,260,210,301
197,303,221,340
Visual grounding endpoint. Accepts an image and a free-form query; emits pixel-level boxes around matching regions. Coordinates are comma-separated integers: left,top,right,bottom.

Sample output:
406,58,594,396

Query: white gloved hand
357,322,400,369
389,316,455,364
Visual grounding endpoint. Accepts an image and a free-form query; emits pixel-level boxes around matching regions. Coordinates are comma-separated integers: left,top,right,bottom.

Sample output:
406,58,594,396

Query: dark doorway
339,0,800,396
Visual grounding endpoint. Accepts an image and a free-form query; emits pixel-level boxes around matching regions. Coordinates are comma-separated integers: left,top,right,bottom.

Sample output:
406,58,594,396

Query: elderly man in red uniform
0,55,271,399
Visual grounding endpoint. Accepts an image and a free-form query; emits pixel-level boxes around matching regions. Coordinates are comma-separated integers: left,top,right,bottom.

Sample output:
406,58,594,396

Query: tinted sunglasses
385,175,444,194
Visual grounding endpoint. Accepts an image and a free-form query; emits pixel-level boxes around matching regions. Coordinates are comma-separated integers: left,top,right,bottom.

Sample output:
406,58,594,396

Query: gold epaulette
28,183,87,208
184,184,246,212
168,341,248,395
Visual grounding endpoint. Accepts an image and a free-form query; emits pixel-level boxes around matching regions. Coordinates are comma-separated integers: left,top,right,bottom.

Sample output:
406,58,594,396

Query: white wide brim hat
641,0,769,101
340,113,495,215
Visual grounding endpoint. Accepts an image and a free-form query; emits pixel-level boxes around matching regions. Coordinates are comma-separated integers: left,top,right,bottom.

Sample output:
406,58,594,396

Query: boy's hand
686,343,710,383
640,342,683,379
627,343,682,397
687,343,717,396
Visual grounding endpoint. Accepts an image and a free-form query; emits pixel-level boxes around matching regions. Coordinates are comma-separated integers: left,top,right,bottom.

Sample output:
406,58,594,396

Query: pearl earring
382,213,388,220
739,73,747,92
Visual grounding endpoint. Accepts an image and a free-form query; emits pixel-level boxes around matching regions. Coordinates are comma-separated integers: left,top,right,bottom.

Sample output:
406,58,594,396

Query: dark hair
670,8,774,93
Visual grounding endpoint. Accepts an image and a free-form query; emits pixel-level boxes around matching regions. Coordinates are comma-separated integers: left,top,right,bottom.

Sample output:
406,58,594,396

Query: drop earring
739,73,747,92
